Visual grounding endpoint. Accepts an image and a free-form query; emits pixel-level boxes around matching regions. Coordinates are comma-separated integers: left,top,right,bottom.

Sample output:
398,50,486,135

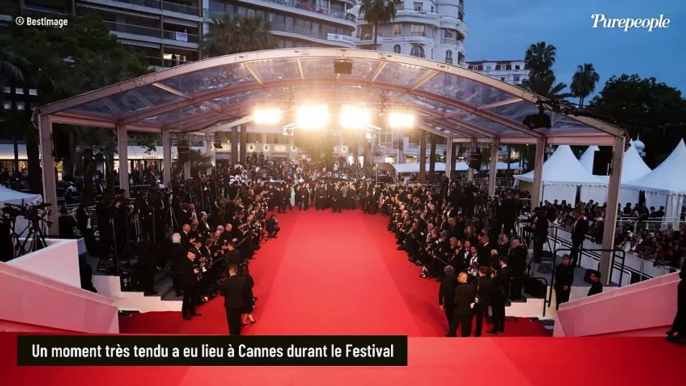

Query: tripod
19,217,48,256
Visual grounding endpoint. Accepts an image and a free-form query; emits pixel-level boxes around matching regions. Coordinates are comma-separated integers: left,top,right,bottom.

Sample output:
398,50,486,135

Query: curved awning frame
36,48,627,146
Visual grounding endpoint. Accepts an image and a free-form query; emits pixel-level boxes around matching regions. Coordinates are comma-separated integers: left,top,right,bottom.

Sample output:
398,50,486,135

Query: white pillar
162,129,171,185
204,140,214,175
117,124,129,198
445,139,453,180
418,131,426,182
488,140,499,196
39,115,58,236
531,138,546,210
600,135,626,285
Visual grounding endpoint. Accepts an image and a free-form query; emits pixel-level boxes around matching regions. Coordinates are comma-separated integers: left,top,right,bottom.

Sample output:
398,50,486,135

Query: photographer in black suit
220,264,246,335
180,250,200,320
569,210,589,268
438,266,458,329
528,207,548,263
447,273,476,337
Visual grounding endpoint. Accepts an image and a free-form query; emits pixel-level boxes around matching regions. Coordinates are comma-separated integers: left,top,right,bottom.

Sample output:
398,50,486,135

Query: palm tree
0,35,27,86
570,63,600,108
201,14,275,58
524,41,556,76
359,0,398,51
522,41,570,100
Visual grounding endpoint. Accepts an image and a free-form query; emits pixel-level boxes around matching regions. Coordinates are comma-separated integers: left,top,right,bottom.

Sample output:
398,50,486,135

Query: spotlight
296,104,329,130
339,105,371,130
522,105,551,130
253,108,282,125
388,111,415,129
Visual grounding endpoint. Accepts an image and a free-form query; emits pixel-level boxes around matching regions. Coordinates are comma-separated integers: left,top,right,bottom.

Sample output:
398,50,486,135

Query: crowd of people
16,148,683,339
379,181,531,336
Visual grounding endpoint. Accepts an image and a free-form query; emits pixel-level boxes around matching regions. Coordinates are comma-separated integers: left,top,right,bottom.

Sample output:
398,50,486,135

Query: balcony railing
161,1,200,16
145,56,194,68
442,38,455,45
410,31,426,36
220,0,357,23
103,21,199,43
271,22,353,43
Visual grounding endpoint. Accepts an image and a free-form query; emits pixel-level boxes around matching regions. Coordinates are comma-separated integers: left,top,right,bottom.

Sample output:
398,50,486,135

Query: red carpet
119,210,550,337
5,211,685,385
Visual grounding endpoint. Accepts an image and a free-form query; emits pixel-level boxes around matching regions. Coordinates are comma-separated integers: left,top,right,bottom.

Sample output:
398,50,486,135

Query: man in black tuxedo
447,273,476,337
588,270,603,296
489,256,511,334
508,238,528,300
570,210,589,267
180,250,200,320
554,254,574,309
438,266,458,329
473,266,493,337
220,264,246,335
180,224,192,250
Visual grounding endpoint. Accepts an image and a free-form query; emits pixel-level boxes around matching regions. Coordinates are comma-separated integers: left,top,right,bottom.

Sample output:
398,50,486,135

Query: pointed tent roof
623,139,686,194
515,145,606,186
580,145,599,172
596,144,652,183
0,186,42,206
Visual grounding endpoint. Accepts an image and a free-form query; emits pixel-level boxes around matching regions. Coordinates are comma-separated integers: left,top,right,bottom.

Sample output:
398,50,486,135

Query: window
444,30,453,39
410,24,425,36
486,65,493,70
16,101,25,110
431,6,434,12
458,11,464,21
445,50,453,64
410,45,424,58
2,87,10,93
513,75,520,82
394,44,401,53
3,101,10,110
414,2,422,11
393,23,401,35
397,1,404,10
15,88,24,95
515,65,521,70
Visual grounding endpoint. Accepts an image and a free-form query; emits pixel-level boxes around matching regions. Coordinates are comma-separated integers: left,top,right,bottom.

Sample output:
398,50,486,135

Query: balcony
82,0,201,17
145,56,193,69
103,21,199,44
222,0,356,23
410,31,426,37
441,38,455,45
271,22,354,46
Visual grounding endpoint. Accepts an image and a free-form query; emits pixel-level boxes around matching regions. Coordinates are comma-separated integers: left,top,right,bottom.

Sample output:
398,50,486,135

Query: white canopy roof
579,145,599,172
596,144,652,183
515,145,606,186
623,139,686,194
392,162,522,174
0,186,42,206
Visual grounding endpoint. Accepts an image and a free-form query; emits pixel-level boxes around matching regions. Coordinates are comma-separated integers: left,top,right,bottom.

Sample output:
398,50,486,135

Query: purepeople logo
591,14,670,32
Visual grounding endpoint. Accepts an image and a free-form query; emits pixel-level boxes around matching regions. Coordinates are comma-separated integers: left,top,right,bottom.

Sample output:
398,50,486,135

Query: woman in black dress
241,264,256,325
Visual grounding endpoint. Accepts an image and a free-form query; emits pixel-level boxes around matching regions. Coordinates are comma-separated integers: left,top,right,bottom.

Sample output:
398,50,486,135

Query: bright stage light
388,111,415,129
296,104,329,129
339,105,372,130
253,108,282,125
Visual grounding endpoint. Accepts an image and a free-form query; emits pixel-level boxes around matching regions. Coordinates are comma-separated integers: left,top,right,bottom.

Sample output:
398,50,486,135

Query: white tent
579,145,599,172
594,144,652,206
392,162,521,174
514,145,607,205
0,186,42,206
623,139,686,222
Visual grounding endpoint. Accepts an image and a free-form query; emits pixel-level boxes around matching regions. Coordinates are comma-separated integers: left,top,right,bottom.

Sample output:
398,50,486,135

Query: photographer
58,206,78,239
266,213,280,238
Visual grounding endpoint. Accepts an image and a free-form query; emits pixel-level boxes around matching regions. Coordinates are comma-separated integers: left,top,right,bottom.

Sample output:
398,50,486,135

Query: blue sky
465,0,685,97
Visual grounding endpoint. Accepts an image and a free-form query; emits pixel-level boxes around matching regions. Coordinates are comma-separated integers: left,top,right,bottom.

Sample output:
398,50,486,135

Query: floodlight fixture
388,111,415,129
339,105,372,130
253,108,282,125
296,104,330,130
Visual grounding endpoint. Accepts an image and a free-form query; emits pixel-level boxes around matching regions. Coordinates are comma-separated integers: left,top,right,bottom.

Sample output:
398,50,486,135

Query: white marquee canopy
514,145,607,205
